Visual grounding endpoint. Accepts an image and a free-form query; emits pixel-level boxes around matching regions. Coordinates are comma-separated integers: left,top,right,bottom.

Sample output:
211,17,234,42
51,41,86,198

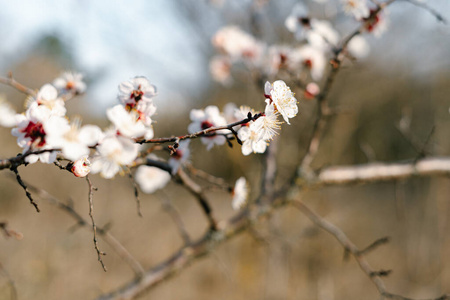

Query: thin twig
398,0,447,24
160,192,191,246
86,176,107,272
136,112,263,144
23,182,145,277
0,73,36,96
292,200,449,300
177,169,217,231
0,222,23,240
10,165,40,212
127,171,142,217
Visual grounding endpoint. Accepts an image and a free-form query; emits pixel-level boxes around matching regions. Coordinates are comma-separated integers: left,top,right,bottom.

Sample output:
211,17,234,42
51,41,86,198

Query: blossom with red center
11,102,63,164
188,105,227,150
291,45,326,81
118,77,157,114
363,9,388,37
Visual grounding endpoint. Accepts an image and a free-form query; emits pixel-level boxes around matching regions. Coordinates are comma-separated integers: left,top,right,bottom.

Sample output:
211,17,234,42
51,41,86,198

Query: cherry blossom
11,102,62,164
45,117,103,161
135,165,171,194
291,45,327,81
342,0,370,20
107,104,153,140
285,3,310,40
118,76,157,115
71,156,91,177
53,72,86,94
90,132,139,179
168,140,191,175
209,55,232,85
212,26,265,64
347,35,370,59
265,80,298,125
232,177,248,210
188,105,227,150
27,84,66,117
0,97,18,127
238,124,267,156
363,10,388,37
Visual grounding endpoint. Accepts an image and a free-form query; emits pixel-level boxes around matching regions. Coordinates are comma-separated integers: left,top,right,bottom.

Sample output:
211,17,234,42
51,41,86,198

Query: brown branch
315,157,450,186
24,182,145,277
136,112,263,145
0,222,23,240
86,176,107,272
127,171,142,217
160,192,191,246
0,149,60,171
0,73,36,96
177,169,217,230
291,200,449,300
10,165,40,212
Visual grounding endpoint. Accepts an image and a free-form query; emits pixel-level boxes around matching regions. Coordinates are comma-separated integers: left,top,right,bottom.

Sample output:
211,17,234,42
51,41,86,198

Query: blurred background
1,0,450,299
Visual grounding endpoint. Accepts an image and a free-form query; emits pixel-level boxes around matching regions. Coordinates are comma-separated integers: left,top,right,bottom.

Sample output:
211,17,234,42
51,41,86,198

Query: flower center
66,81,75,90
298,17,311,28
201,120,214,130
22,121,46,147
304,59,313,69
130,85,144,102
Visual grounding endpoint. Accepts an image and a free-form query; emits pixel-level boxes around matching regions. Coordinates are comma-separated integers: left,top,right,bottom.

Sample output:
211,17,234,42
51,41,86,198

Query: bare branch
127,171,142,217
86,176,107,272
0,72,36,96
177,169,217,230
10,166,40,212
315,157,450,186
292,200,449,300
160,192,191,246
24,183,145,277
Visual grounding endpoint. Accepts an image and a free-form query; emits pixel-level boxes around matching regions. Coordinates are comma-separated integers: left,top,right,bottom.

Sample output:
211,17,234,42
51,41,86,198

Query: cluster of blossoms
209,1,388,97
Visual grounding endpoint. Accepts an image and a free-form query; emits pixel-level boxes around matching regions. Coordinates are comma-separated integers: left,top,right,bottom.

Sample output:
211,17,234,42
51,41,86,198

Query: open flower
238,125,267,155
135,165,171,193
265,80,298,124
0,97,19,127
291,45,327,81
53,72,86,94
90,132,139,179
168,140,190,174
342,0,370,20
118,77,157,114
232,177,248,210
363,9,388,37
188,105,227,150
45,117,103,161
28,84,66,117
11,102,62,164
107,104,153,140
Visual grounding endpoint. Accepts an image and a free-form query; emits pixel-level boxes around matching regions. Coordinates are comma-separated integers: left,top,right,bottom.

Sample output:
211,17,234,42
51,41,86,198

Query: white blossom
363,10,388,37
90,132,139,179
212,26,265,64
265,80,298,125
11,102,61,164
71,156,91,177
347,36,370,59
291,45,327,81
45,117,102,161
232,177,248,210
188,105,227,150
27,84,66,117
53,72,86,94
306,19,340,50
341,0,370,20
210,55,232,85
0,97,19,127
118,76,157,115
107,104,153,140
238,125,267,155
285,3,310,40
135,165,171,194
